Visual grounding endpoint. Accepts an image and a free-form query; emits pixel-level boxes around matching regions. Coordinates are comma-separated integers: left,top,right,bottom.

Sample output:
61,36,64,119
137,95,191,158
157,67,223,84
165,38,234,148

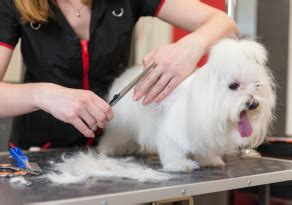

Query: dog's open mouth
238,111,252,138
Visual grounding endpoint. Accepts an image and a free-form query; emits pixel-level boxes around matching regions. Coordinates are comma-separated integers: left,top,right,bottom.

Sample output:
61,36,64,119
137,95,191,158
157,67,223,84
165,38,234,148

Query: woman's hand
133,35,206,105
35,83,113,138
133,0,239,105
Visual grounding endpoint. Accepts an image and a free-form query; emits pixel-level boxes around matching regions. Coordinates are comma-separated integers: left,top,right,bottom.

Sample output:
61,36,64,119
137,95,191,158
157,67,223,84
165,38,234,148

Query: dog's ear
241,39,268,66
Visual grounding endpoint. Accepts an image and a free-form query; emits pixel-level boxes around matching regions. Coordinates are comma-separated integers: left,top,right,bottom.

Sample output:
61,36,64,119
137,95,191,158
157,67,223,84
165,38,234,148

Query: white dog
98,38,276,172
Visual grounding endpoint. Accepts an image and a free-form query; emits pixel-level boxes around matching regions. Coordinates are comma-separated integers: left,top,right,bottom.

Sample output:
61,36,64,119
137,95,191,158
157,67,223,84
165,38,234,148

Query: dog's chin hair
46,150,172,184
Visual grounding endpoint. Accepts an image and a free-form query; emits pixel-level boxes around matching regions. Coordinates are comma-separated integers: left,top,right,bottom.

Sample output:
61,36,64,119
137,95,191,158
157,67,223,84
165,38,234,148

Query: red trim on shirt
80,40,90,90
80,40,91,146
9,143,16,148
155,0,166,16
80,40,98,147
0,42,14,50
41,142,52,150
86,128,103,146
86,138,94,146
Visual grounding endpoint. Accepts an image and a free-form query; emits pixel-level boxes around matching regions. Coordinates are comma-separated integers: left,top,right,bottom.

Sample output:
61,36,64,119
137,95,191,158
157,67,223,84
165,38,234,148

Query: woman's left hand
133,35,206,105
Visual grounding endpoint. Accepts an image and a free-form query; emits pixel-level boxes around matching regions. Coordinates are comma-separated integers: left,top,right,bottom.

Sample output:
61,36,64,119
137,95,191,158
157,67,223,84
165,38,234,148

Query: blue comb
9,147,31,170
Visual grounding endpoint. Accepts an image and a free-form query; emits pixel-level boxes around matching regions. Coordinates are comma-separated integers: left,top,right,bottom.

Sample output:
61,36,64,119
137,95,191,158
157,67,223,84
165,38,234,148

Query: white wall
135,17,172,64
3,43,22,83
286,0,292,135
236,0,258,36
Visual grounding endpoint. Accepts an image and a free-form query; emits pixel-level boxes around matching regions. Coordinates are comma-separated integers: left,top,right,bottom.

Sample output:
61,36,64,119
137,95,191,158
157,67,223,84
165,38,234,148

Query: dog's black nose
248,101,259,110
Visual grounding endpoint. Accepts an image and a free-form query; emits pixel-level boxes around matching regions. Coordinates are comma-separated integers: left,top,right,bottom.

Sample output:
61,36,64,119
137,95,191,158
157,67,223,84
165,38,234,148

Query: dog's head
205,38,276,149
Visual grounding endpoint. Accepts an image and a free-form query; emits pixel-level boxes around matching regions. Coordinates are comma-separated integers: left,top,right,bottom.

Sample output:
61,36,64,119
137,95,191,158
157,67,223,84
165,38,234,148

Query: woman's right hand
35,83,113,138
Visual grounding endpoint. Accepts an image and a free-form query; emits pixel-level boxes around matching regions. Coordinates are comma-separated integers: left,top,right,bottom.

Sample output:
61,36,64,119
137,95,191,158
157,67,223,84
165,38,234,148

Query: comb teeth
28,162,43,175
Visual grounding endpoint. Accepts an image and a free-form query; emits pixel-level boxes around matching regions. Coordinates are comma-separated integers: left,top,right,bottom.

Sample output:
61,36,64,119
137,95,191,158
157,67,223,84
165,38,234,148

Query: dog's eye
229,82,240,90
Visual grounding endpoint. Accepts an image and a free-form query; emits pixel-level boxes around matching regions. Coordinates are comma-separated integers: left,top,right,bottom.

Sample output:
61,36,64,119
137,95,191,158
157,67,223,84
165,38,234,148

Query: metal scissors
90,63,156,132
109,62,157,106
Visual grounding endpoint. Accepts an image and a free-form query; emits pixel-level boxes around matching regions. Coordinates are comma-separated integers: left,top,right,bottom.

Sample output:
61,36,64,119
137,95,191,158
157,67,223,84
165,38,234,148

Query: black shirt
0,0,163,149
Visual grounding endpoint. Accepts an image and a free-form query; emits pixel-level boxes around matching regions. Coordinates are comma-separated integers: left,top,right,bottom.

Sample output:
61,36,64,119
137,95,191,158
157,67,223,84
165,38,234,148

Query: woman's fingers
79,110,97,129
74,98,111,136
79,92,114,134
133,49,159,101
93,94,113,121
142,73,174,105
135,34,204,105
86,103,107,128
133,67,162,101
71,118,95,138
143,49,157,67
39,84,114,138
66,91,113,136
154,78,179,103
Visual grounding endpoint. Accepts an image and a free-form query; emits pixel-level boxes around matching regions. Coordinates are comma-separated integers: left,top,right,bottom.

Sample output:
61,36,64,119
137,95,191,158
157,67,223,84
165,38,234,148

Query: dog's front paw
197,156,225,167
163,159,199,172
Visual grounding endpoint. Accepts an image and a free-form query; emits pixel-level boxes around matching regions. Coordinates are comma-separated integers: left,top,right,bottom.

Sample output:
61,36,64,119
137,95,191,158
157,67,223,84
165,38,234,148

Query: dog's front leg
157,139,199,172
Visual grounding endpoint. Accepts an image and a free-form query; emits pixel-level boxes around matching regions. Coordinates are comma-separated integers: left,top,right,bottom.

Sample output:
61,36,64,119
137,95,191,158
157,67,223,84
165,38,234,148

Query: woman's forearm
185,11,239,54
158,1,239,54
0,82,41,118
0,46,40,118
0,82,114,138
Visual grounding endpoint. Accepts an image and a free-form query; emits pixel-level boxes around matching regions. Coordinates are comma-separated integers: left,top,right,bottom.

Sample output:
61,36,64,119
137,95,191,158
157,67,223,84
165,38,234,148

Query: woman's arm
134,0,239,104
0,46,113,138
0,46,39,117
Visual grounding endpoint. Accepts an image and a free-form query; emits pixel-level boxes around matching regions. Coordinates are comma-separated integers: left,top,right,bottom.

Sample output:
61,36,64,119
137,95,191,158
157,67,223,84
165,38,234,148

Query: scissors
90,63,156,132
109,62,157,106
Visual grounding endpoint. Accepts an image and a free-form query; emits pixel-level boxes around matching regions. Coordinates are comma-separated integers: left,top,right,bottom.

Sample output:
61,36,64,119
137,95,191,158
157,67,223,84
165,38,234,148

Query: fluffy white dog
98,38,276,172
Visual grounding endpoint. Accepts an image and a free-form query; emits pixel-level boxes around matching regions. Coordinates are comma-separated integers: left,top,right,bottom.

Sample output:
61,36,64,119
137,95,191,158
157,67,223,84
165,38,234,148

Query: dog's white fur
46,39,276,184
47,150,171,184
98,38,276,172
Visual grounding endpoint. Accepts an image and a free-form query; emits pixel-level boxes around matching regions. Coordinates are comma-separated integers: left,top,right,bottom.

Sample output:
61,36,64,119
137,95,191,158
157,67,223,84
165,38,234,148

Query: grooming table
1,149,292,205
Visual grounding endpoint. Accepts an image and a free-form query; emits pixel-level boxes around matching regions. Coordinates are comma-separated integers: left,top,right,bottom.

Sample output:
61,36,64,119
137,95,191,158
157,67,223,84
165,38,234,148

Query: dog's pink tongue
238,111,252,138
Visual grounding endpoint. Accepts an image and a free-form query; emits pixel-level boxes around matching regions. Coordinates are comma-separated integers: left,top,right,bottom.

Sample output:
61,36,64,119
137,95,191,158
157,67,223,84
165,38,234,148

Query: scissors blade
109,63,156,106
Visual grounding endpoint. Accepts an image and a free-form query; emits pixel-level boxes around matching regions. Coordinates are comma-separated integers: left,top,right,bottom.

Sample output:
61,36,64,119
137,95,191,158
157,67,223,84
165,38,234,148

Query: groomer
0,0,239,149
